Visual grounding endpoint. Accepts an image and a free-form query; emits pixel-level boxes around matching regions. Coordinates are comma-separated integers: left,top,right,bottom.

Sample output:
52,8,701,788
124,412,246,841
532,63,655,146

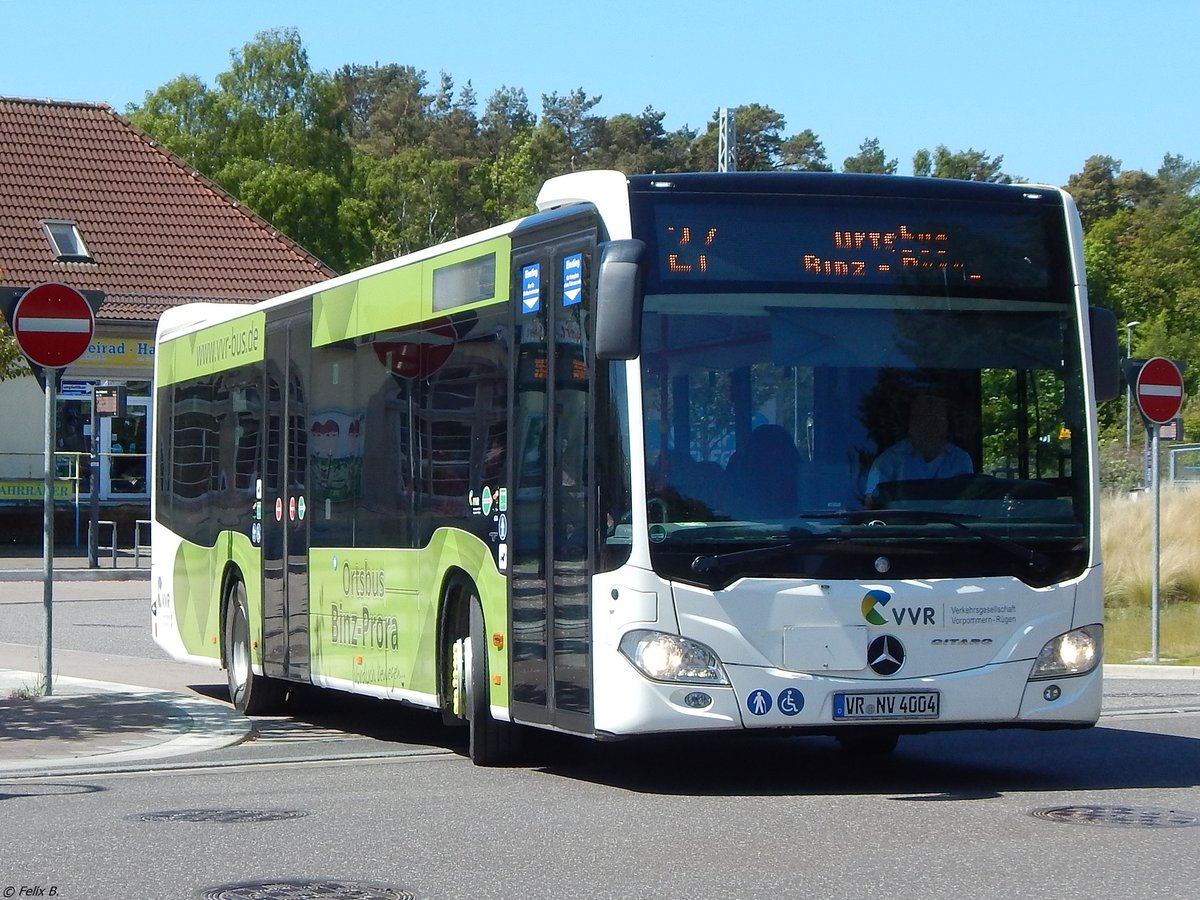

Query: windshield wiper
691,528,821,575
829,509,1050,573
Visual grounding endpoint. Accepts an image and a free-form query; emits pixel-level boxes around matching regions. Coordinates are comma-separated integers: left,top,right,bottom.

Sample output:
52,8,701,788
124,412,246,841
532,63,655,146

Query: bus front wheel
224,579,284,716
453,594,521,766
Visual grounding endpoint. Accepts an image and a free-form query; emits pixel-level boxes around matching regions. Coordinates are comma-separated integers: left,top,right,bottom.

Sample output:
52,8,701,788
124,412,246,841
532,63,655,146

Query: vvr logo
861,589,937,626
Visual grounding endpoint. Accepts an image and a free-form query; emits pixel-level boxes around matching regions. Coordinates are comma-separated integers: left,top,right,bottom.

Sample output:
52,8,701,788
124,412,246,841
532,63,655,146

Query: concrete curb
0,568,150,582
1104,663,1200,679
0,671,251,778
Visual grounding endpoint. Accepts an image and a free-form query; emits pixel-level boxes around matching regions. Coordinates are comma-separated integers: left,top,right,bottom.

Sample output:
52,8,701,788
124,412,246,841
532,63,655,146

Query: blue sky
2,0,1196,188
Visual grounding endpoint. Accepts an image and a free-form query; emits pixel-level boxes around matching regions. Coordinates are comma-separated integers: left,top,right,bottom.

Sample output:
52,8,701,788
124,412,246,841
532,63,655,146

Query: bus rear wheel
224,578,284,716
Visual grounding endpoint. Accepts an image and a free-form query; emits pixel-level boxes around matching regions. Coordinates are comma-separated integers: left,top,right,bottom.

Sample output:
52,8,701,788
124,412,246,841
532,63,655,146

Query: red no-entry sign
11,282,95,369
1135,356,1185,425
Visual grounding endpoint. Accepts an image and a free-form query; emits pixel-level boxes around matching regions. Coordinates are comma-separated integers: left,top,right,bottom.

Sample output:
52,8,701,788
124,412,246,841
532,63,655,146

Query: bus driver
865,393,972,507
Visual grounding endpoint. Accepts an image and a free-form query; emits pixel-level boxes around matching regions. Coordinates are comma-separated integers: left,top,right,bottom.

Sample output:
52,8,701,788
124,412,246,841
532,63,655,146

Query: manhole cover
198,880,414,900
136,809,310,824
0,782,104,800
1032,804,1200,828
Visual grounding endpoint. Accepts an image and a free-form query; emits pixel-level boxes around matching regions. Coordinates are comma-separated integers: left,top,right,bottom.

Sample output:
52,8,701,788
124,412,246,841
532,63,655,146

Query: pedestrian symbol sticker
747,689,772,716
522,264,541,314
777,688,804,716
562,253,583,306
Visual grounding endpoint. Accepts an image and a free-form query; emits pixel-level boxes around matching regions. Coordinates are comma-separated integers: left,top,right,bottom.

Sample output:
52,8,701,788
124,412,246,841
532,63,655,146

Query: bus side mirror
1089,306,1121,403
595,239,646,360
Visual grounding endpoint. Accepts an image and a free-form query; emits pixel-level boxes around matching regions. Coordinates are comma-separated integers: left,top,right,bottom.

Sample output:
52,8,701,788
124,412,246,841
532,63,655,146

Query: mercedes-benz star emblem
867,635,905,676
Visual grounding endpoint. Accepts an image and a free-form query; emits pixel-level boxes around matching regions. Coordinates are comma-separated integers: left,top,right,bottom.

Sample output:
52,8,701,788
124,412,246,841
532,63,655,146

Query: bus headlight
619,630,729,684
1029,625,1102,680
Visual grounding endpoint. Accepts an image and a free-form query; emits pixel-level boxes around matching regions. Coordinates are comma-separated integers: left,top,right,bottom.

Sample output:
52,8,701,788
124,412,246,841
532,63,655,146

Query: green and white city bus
151,171,1121,764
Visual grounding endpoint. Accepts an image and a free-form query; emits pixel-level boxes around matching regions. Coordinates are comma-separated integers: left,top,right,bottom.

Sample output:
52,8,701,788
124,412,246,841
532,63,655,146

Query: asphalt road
0,580,162,661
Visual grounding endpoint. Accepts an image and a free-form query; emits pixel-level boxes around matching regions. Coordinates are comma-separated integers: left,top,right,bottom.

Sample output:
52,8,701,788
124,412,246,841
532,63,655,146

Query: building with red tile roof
0,97,337,545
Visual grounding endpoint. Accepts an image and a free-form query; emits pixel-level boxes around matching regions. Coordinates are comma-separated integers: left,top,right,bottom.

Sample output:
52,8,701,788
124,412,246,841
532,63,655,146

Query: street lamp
1125,320,1141,450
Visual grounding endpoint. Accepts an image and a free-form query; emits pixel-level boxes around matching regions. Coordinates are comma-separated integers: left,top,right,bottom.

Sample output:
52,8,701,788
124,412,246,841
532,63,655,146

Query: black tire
463,595,521,766
224,579,285,716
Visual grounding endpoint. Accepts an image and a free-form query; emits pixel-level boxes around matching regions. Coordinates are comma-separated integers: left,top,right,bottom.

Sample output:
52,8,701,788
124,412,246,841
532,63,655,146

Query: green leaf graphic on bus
861,589,892,626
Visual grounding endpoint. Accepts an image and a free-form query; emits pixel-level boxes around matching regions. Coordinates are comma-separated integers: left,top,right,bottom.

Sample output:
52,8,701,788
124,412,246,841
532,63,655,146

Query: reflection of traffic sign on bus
372,318,456,379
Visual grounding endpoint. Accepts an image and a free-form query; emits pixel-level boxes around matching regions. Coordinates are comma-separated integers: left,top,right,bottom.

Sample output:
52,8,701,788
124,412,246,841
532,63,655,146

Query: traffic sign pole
1150,422,1161,663
42,369,58,695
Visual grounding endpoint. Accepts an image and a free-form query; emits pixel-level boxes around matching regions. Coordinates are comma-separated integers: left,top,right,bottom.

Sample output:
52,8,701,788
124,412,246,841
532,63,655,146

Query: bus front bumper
593,654,1101,737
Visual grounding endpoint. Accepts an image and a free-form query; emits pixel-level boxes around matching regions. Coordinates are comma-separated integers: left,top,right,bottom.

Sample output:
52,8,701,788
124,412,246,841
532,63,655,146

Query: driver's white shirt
865,438,973,495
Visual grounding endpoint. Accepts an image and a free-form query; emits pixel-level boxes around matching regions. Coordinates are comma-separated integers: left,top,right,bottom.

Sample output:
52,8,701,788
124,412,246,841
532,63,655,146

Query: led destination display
639,192,1071,300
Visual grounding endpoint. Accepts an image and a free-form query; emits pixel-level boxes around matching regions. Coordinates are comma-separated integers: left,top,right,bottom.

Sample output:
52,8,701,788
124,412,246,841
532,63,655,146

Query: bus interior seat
724,424,801,518
649,450,724,519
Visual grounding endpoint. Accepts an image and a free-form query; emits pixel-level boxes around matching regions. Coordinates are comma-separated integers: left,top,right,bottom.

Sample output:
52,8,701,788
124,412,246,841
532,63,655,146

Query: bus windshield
639,292,1090,590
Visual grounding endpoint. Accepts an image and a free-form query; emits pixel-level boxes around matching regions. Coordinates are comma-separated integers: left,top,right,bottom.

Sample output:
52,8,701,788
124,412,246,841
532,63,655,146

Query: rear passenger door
261,307,311,682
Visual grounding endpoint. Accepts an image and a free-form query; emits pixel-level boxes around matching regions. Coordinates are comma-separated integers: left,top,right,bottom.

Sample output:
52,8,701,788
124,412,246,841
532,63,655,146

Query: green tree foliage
912,148,932,177
912,145,1011,182
842,138,897,175
479,86,535,153
476,126,557,227
334,63,433,154
540,88,604,173
591,107,691,174
781,129,833,172
1067,155,1123,226
223,160,349,267
125,74,227,174
0,319,28,380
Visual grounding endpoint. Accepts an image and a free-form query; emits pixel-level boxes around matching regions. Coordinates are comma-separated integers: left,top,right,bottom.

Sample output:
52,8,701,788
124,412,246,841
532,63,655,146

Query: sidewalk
0,670,251,778
0,544,149,582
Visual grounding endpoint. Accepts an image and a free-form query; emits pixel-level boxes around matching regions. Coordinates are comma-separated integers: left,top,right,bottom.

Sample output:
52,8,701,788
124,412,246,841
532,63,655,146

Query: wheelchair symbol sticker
747,689,772,716
777,688,804,716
